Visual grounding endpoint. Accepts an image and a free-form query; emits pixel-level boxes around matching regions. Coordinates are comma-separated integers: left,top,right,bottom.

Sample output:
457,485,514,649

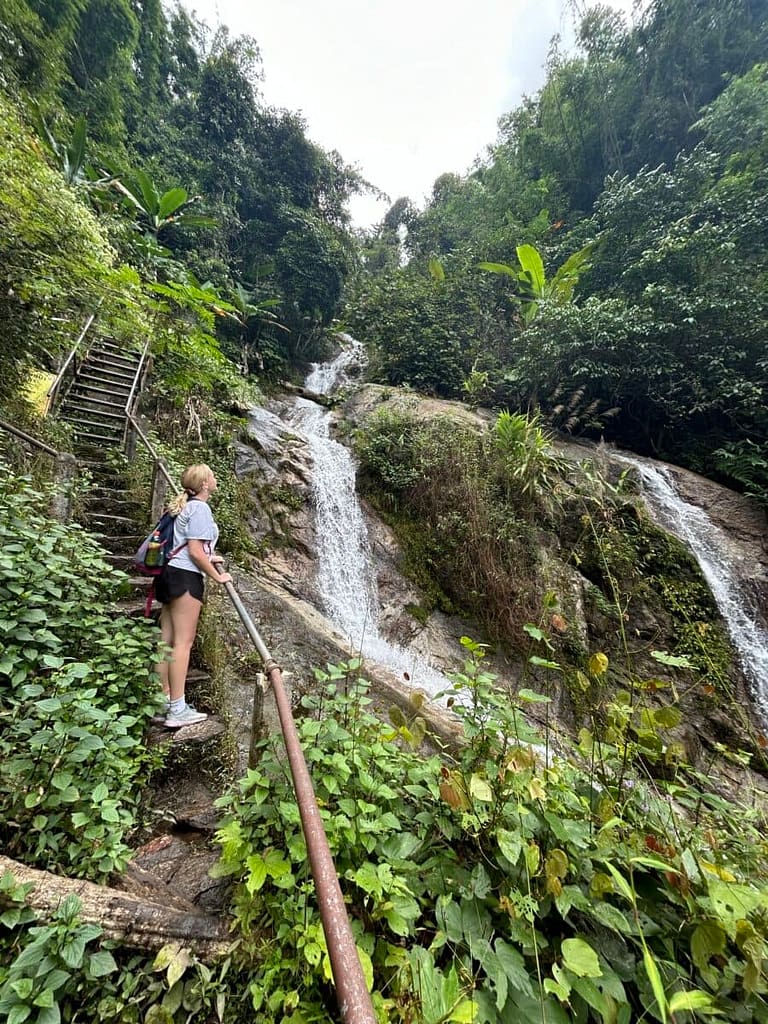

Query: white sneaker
164,705,208,729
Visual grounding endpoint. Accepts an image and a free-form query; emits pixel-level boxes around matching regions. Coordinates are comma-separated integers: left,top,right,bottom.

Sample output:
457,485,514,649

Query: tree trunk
0,856,233,960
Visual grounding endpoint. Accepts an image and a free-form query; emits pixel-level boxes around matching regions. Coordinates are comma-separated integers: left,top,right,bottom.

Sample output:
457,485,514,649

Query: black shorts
155,566,205,604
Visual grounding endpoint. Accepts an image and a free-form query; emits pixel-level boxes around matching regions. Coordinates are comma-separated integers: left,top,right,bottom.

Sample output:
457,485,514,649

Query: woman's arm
188,539,232,583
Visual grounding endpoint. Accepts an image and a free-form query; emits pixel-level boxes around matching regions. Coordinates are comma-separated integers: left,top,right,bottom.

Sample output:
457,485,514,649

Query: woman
155,463,232,728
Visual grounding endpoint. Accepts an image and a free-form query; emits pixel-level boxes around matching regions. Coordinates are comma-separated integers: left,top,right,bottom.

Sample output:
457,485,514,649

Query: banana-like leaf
515,244,546,296
158,187,188,220
134,168,160,215
172,213,217,229
110,177,149,217
549,242,594,301
477,261,519,278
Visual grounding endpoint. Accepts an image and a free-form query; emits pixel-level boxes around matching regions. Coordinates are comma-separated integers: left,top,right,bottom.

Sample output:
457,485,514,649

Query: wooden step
65,397,126,417
90,350,141,367
88,360,139,380
63,415,123,434
73,434,123,450
78,371,134,389
93,341,142,359
70,384,130,405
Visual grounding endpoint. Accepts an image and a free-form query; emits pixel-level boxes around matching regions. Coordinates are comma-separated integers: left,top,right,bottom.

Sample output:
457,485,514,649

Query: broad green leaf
561,937,602,978
527,656,560,671
428,257,445,282
477,261,518,278
88,950,118,977
603,861,634,903
653,706,682,728
496,829,522,867
668,990,719,1014
357,945,374,992
245,855,267,893
523,624,545,642
518,686,553,701
158,187,188,220
469,774,493,802
651,650,694,668
516,244,545,294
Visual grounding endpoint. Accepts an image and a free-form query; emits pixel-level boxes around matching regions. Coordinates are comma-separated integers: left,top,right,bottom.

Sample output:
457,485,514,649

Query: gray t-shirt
167,500,219,574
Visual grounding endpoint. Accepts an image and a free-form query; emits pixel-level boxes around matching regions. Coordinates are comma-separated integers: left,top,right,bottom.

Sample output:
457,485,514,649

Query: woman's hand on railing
210,555,232,584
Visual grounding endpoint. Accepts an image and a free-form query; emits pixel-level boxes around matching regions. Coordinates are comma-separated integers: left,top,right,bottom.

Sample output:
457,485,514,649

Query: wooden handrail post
50,453,78,522
150,459,169,522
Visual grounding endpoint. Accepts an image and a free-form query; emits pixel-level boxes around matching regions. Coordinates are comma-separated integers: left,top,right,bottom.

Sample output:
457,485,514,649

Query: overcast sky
192,0,643,229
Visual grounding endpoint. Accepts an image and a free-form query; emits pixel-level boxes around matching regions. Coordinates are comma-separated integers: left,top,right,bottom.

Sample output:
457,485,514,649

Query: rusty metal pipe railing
0,418,59,457
46,306,101,414
223,581,377,1024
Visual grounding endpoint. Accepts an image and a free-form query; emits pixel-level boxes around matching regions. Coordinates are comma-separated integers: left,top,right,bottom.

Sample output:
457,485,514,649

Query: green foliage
0,471,162,879
479,242,592,325
0,882,232,1023
355,406,540,638
0,93,116,399
492,410,567,501
347,255,516,397
215,645,768,1023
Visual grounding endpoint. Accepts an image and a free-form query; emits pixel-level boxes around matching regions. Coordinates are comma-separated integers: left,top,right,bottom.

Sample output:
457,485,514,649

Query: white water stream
618,453,768,715
289,340,450,698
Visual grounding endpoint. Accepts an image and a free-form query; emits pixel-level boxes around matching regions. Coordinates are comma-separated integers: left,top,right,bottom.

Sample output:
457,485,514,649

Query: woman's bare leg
156,605,173,698
166,592,202,702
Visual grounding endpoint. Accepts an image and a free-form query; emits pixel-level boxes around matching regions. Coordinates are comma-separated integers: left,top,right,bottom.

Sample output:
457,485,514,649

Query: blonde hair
167,463,213,515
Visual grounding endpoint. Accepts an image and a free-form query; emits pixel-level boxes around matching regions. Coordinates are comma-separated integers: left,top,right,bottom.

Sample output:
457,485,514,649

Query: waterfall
289,339,450,698
618,453,768,714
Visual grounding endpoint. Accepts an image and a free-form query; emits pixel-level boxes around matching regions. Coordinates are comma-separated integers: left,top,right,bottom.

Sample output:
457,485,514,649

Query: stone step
87,362,139,383
78,467,130,488
84,489,136,506
91,532,144,554
83,512,138,535
127,576,153,590
105,552,136,569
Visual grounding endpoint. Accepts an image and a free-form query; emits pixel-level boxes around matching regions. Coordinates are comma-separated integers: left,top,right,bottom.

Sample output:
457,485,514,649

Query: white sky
192,0,643,230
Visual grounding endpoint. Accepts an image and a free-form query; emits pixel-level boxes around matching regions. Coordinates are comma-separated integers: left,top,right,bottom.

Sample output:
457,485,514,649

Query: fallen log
0,856,233,960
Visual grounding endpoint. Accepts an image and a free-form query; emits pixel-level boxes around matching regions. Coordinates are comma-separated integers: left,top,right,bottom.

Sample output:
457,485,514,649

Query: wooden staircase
58,339,142,451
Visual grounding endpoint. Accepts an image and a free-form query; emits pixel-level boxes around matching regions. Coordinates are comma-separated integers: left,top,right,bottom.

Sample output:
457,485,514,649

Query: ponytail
165,463,212,516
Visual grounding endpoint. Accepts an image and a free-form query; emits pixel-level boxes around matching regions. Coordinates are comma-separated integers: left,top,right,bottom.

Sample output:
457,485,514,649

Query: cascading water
618,453,768,715
290,338,450,698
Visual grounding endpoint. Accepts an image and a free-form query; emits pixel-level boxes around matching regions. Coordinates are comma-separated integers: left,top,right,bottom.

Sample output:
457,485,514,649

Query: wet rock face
228,383,768,791
235,399,321,605
663,463,768,626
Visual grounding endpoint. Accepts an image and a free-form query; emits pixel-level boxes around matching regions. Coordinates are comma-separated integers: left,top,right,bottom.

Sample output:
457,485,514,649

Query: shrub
214,645,768,1023
0,469,162,880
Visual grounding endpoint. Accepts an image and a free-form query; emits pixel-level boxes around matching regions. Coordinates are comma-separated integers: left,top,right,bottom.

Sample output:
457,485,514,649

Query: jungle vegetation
348,0,768,503
3,2,768,1023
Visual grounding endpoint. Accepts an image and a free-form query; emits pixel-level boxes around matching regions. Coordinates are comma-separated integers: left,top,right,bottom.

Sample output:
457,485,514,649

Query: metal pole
223,582,377,1024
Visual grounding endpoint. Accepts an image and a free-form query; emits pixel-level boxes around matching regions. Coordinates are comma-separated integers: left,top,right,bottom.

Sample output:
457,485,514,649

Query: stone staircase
58,339,142,451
